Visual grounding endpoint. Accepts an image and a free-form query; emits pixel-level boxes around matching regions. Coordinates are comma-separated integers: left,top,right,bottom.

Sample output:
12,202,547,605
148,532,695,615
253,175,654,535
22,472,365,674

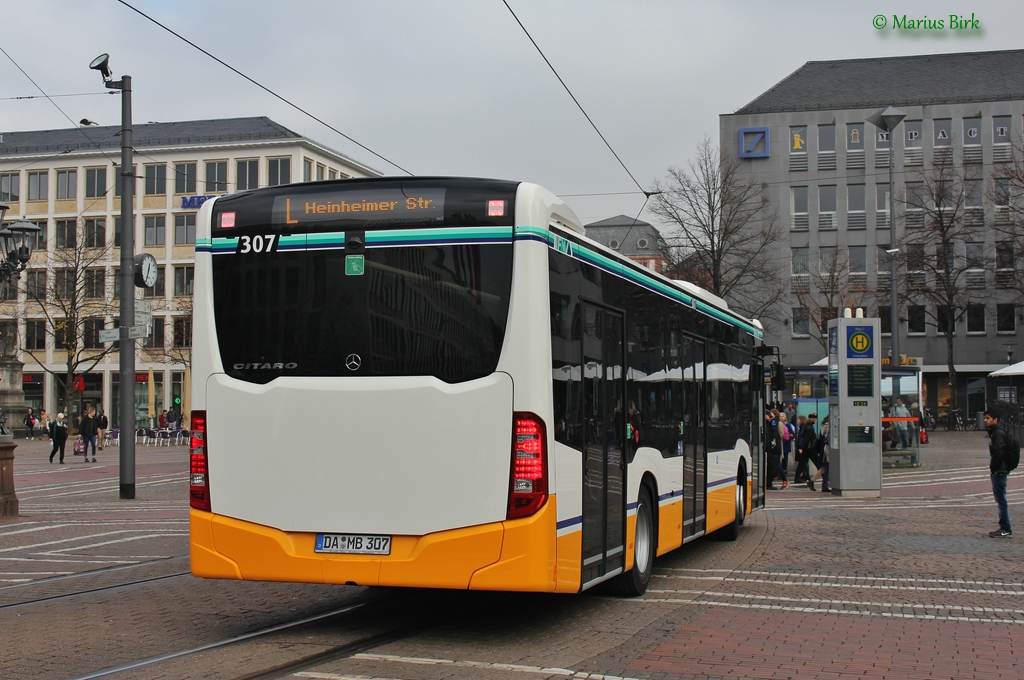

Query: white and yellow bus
189,177,765,596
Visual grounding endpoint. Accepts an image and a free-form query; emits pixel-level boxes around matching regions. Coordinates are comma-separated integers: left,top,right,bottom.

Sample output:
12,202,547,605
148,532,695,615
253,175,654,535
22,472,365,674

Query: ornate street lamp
0,204,38,444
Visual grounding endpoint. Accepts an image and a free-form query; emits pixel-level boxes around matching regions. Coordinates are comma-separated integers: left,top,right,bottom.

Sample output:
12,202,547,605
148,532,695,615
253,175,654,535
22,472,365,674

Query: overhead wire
114,0,412,176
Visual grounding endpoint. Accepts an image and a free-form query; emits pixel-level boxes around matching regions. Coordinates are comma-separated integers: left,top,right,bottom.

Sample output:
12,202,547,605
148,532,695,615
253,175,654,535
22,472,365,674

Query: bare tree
792,248,869,352
898,152,983,408
990,137,1024,299
149,292,192,370
650,137,785,321
23,218,116,412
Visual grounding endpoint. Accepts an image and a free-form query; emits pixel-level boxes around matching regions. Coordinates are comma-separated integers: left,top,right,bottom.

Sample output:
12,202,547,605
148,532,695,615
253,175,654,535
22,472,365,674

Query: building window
268,158,291,186
936,306,955,335
237,159,258,191
908,305,926,334
56,219,76,250
935,243,955,274
328,168,337,180
25,270,46,299
906,243,926,288
790,126,807,153
791,247,809,293
28,220,46,251
994,116,1013,162
25,319,45,350
113,164,136,197
173,317,192,348
904,181,925,229
0,173,19,202
964,117,981,144
84,318,105,349
847,123,864,150
879,305,891,334
84,218,105,248
55,270,75,299
174,214,196,245
27,171,48,201
997,304,1016,332
303,159,312,182
114,217,122,248
791,308,810,336
790,187,808,229
84,269,105,299
143,267,165,297
817,124,836,170
933,119,952,146
174,265,194,296
847,184,865,228
174,162,197,194
56,169,76,200
145,317,165,350
0,279,16,301
819,246,837,275
996,241,1015,288
965,242,985,288
144,164,167,196
967,304,986,333
144,215,165,246
205,161,227,192
905,120,922,147
818,185,837,229
876,183,889,227
85,167,106,199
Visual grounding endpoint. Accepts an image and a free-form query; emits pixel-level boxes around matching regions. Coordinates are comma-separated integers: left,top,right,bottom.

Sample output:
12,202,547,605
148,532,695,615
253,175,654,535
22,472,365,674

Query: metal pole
889,129,899,367
118,75,136,500
888,126,901,408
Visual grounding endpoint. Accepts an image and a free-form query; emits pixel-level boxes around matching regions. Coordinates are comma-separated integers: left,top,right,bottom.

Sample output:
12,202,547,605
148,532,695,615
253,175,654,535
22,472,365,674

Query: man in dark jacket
795,413,818,484
984,408,1012,538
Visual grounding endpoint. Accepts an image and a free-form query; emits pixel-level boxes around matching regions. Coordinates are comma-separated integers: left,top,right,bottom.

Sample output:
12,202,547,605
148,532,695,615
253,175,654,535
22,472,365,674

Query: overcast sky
2,1,1020,226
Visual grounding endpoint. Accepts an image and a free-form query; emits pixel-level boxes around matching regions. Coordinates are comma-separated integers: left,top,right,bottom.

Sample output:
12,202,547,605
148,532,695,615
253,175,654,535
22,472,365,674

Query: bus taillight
508,412,548,519
189,410,210,511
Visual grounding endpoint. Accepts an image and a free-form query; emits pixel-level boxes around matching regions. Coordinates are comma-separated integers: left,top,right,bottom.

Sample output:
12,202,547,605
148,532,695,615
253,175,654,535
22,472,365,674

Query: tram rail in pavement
2,427,1021,679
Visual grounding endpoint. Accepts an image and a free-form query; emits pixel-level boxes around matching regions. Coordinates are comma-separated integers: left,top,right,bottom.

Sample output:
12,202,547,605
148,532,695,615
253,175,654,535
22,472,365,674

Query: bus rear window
212,243,513,384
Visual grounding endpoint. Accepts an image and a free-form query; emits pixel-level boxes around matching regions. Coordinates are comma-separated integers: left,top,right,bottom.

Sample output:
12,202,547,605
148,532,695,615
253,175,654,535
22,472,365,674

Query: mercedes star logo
345,353,362,371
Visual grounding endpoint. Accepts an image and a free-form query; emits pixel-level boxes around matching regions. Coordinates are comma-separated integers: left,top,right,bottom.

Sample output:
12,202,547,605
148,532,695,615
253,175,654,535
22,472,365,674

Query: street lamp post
0,202,40,517
90,54,136,500
871,106,906,405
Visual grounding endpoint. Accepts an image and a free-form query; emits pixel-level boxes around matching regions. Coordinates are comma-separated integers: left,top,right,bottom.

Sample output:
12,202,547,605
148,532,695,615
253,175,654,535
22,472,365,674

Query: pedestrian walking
48,412,69,464
37,410,51,441
23,408,36,440
765,410,788,490
891,399,911,449
79,407,98,463
779,411,795,476
808,415,831,492
795,413,818,484
983,408,1013,538
96,409,108,450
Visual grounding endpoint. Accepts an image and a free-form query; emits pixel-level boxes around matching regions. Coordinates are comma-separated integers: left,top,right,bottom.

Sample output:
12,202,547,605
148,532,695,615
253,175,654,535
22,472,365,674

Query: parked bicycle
923,407,937,431
946,407,966,432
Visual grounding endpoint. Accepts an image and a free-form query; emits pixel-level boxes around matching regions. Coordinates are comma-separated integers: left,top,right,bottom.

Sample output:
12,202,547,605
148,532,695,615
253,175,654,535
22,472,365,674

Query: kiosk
827,314,882,497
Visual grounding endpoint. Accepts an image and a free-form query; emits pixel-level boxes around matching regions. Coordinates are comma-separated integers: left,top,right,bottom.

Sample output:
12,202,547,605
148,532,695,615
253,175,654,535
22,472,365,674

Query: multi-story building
584,215,669,273
720,49,1024,417
0,117,377,426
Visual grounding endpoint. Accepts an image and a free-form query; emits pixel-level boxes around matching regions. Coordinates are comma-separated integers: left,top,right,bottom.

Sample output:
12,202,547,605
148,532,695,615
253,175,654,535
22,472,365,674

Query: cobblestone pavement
3,429,1022,679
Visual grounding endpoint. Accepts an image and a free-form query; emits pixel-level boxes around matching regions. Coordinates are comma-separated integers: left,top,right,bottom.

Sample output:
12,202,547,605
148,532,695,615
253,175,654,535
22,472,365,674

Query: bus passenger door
683,337,706,540
580,304,625,588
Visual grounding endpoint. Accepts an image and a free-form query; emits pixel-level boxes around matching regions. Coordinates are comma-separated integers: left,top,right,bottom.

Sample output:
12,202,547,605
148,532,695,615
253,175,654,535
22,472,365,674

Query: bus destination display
271,188,446,227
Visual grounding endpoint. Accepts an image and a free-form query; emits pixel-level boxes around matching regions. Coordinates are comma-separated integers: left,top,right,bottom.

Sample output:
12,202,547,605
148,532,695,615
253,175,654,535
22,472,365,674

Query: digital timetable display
271,188,446,227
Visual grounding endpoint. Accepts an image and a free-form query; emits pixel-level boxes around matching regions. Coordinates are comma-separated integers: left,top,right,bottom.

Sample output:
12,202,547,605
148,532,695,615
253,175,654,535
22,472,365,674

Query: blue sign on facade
739,127,770,158
846,325,874,359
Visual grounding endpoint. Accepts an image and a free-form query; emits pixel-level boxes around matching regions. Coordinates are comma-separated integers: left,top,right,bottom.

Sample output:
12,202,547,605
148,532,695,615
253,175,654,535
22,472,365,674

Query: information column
827,316,882,497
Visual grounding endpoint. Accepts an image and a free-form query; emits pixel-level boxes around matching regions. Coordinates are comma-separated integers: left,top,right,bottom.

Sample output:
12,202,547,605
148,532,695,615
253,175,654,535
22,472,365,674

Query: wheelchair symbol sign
846,327,873,358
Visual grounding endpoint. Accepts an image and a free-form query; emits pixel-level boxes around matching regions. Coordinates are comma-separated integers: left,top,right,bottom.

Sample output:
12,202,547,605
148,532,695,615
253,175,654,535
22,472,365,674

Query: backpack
782,423,792,441
1007,431,1021,472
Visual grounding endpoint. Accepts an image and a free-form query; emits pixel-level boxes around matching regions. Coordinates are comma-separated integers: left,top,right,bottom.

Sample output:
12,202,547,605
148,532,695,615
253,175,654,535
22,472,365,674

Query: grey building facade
720,49,1024,417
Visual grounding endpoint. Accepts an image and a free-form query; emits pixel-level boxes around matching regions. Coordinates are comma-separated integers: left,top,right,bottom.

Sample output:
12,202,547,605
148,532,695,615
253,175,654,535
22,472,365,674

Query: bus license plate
315,533,391,555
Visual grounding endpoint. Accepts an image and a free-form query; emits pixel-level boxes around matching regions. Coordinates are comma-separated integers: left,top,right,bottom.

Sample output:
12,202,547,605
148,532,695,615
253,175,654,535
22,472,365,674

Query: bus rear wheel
720,464,747,541
612,486,655,597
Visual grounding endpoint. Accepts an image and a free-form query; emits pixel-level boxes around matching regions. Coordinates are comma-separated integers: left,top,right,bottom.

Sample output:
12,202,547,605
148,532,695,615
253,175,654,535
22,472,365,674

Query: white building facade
0,117,377,427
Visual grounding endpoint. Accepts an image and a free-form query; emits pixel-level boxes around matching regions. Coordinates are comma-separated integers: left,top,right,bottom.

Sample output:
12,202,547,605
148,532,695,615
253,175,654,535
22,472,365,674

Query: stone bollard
0,438,17,518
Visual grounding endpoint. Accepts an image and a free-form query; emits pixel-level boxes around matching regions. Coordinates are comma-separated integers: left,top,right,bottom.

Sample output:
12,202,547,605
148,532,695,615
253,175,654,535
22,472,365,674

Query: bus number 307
236,234,278,254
